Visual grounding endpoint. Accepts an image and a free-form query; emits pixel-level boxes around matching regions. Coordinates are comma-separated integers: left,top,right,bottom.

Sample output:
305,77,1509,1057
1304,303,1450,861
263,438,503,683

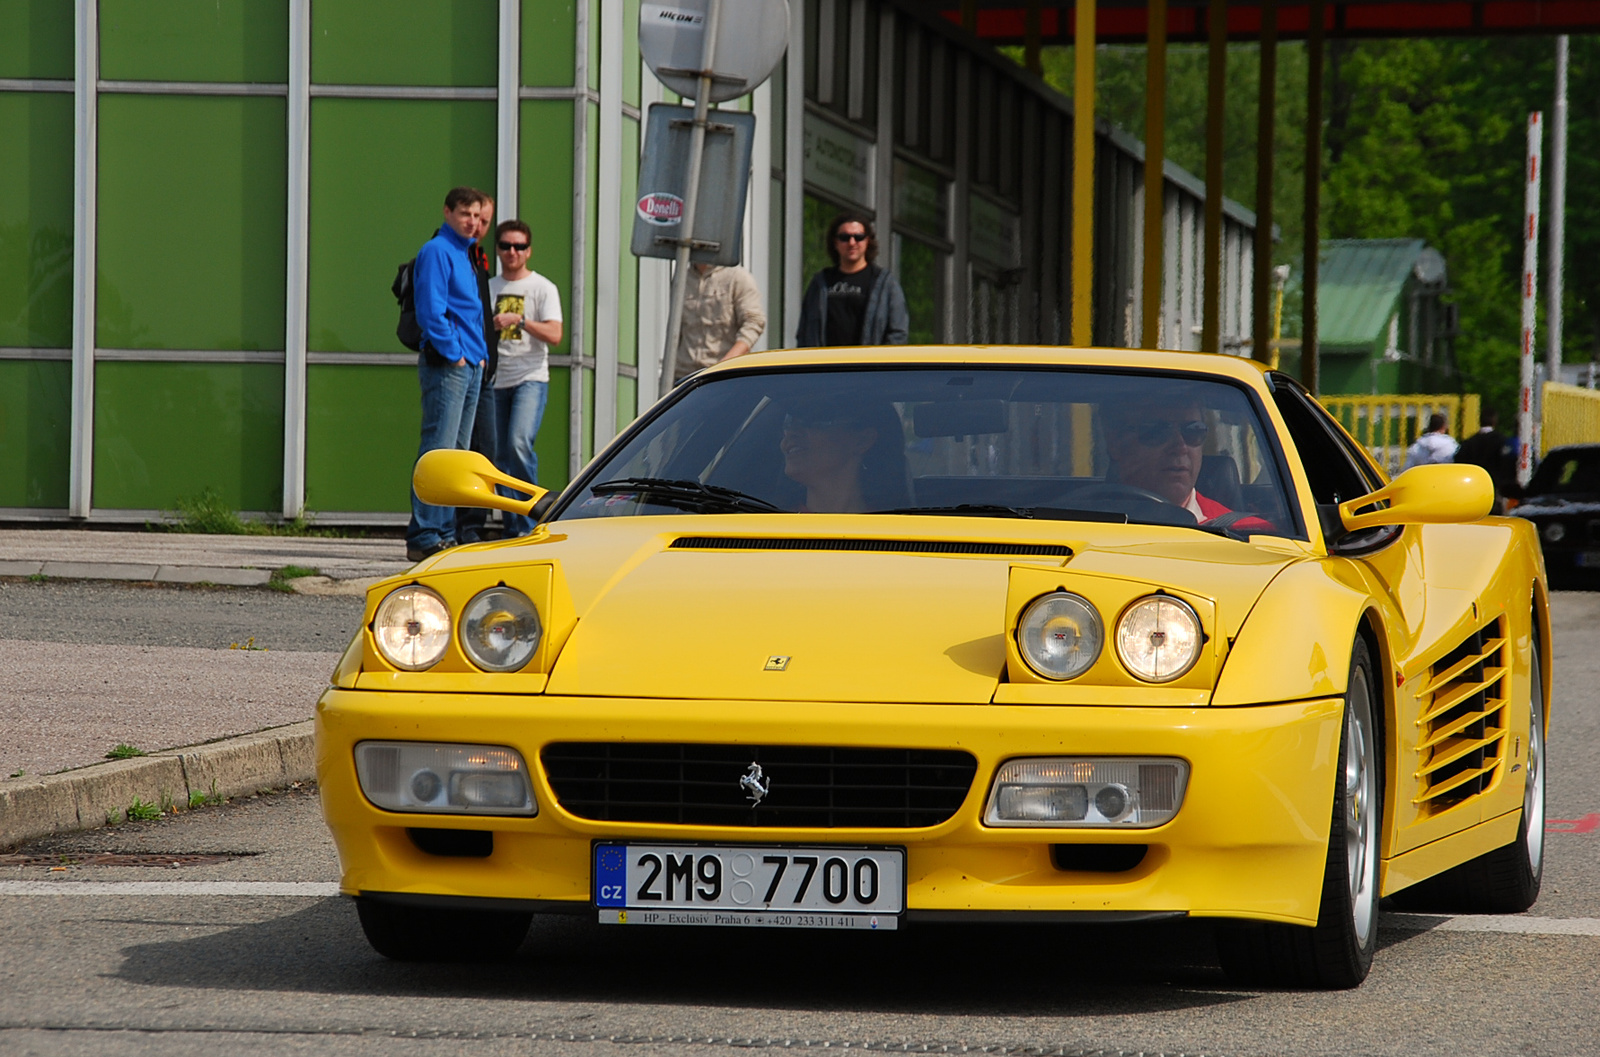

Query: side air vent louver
670,536,1071,557
1414,616,1509,813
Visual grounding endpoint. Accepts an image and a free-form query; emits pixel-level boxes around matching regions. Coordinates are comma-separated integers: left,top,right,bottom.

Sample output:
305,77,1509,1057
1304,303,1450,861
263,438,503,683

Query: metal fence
1541,383,1600,455
1319,394,1482,476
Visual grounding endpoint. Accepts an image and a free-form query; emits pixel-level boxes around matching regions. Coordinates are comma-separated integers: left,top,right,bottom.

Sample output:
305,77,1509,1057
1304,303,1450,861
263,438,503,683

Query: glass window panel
522,0,576,86
304,363,416,512
0,92,73,348
100,0,288,83
0,0,73,79
0,359,70,508
97,95,286,350
92,362,284,511
313,0,495,87
307,98,495,353
895,235,943,345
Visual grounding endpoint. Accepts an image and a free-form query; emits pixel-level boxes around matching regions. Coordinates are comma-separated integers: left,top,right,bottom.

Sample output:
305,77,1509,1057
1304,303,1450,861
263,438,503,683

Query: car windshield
555,366,1300,537
1528,449,1600,496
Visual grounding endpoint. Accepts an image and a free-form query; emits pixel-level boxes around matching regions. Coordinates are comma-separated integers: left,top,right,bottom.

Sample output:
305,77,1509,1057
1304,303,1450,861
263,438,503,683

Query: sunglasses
1132,419,1209,447
497,240,530,252
834,232,869,243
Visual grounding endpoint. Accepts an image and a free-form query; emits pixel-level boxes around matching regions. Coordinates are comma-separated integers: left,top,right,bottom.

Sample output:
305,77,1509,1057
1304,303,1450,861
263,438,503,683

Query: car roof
705,346,1276,390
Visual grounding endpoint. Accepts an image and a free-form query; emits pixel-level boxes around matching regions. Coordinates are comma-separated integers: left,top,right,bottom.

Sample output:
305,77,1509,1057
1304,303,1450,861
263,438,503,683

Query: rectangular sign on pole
632,102,756,267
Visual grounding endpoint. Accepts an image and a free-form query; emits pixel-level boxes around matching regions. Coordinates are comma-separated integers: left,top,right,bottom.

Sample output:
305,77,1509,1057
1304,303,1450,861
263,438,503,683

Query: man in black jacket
1456,408,1517,513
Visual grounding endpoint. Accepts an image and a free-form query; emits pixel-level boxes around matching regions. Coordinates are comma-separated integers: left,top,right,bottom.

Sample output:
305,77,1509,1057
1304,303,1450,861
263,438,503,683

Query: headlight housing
372,585,451,671
1115,594,1202,682
459,586,542,672
354,741,536,815
1016,591,1103,680
985,757,1189,827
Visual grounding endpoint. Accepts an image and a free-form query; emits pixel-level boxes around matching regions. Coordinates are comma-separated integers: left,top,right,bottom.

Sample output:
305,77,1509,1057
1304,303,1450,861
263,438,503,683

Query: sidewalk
0,528,412,593
0,528,413,849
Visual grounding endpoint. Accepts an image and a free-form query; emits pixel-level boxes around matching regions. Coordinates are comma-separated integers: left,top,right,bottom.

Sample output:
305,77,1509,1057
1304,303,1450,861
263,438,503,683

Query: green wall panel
100,0,288,83
522,0,575,87
307,98,496,353
0,92,73,348
0,0,73,79
623,0,640,106
618,115,638,370
97,95,286,350
516,100,574,314
93,362,284,511
313,0,495,86
616,374,637,434
537,365,571,491
0,359,70,508
305,364,417,512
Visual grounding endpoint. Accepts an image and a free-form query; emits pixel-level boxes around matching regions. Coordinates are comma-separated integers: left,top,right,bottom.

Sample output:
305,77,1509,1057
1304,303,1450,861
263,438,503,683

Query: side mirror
1338,463,1494,533
412,449,548,515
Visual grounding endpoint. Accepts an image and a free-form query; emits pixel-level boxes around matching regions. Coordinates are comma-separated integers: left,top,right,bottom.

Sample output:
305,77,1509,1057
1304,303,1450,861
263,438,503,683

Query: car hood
428,515,1305,703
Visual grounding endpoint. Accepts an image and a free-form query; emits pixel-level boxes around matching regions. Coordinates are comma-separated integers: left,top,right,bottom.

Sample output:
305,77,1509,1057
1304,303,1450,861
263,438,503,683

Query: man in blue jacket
406,186,490,562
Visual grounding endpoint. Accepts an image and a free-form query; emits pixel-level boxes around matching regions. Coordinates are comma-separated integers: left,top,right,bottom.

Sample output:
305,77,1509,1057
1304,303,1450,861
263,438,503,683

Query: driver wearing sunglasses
1105,396,1269,531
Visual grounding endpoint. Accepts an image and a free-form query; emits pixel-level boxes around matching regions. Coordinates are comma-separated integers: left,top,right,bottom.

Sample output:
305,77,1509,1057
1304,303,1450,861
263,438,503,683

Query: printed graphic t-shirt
488,271,563,388
823,265,878,347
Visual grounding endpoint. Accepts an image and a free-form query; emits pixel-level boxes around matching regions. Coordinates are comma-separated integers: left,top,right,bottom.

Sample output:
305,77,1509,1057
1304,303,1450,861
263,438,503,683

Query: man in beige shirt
673,263,767,385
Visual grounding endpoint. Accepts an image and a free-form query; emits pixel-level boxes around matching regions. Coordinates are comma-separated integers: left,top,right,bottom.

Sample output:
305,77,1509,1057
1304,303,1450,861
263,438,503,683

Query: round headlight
459,586,542,672
1543,521,1566,543
1017,592,1103,680
372,585,451,671
1115,595,1202,682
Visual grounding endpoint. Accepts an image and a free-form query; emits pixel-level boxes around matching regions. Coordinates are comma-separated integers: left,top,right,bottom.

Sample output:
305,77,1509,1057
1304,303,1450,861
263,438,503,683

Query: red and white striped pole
1518,111,1543,487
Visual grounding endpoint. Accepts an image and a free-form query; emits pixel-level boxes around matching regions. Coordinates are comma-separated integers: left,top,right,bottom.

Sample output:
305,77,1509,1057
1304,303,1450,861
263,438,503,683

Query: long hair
824,212,879,267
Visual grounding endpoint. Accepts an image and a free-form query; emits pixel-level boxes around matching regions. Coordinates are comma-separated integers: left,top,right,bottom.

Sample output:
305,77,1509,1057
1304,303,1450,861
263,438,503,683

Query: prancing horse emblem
740,762,770,806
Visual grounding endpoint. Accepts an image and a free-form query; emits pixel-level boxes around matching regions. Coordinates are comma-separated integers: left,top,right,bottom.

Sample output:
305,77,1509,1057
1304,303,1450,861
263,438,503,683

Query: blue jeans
406,356,483,549
455,369,499,542
493,378,548,538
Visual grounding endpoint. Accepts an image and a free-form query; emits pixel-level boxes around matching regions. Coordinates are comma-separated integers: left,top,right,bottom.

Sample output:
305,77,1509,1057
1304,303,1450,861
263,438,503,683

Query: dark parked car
1514,444,1600,586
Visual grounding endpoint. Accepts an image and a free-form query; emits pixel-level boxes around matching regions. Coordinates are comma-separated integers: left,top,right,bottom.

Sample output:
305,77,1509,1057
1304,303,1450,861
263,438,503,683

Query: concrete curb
0,720,315,850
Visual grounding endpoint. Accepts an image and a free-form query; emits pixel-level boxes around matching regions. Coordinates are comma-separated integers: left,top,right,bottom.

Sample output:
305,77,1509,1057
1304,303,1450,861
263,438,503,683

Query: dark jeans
405,356,482,550
455,370,499,543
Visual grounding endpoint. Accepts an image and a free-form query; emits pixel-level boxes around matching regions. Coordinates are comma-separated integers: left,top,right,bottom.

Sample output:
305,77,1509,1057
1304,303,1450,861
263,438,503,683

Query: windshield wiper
589,477,783,514
874,504,1129,524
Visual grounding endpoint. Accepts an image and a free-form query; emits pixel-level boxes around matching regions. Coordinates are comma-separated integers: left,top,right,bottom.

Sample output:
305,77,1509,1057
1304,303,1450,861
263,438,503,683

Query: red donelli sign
636,192,684,224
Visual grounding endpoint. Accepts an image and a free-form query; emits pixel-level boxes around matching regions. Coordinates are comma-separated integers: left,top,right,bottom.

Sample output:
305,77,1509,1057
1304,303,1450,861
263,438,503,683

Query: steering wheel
1068,482,1172,506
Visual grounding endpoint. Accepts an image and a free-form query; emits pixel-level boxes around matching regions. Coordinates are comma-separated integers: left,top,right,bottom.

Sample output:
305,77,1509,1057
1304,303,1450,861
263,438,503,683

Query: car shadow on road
109,899,1258,1016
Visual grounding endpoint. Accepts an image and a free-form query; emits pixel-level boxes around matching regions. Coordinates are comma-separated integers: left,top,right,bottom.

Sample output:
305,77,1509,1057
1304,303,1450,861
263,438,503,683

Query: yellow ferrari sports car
317,347,1549,989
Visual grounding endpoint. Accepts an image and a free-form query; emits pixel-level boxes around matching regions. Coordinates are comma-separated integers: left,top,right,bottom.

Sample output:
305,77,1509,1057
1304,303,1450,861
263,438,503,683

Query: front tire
1217,637,1381,989
355,897,531,962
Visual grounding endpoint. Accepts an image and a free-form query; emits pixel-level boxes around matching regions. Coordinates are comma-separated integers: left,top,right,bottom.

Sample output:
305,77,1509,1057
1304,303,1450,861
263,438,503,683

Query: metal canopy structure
928,1,1600,43
921,0,1600,393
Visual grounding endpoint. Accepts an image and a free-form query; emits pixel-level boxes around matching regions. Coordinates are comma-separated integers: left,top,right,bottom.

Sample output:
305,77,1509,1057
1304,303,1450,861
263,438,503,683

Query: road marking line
1385,913,1600,936
0,881,340,896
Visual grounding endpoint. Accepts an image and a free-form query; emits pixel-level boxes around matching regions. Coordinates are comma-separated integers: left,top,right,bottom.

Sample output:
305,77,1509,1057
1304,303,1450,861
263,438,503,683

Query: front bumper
316,691,1343,927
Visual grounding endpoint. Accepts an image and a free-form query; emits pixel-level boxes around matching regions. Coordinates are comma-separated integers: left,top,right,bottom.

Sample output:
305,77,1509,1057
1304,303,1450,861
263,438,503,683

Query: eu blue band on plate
595,844,627,906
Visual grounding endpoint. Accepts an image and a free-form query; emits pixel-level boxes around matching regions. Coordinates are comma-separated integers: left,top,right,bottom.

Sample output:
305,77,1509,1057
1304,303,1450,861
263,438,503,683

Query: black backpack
392,259,424,351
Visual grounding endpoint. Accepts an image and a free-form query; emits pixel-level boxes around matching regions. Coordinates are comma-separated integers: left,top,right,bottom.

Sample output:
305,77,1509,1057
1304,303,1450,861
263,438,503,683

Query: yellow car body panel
319,345,1550,937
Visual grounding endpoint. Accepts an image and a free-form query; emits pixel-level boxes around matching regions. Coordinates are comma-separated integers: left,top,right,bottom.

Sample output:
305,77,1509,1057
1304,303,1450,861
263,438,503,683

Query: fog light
985,757,1189,828
354,741,536,816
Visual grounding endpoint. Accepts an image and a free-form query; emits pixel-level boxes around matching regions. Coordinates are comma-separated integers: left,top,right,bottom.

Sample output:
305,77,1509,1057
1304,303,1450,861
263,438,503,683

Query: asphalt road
1,591,1597,1057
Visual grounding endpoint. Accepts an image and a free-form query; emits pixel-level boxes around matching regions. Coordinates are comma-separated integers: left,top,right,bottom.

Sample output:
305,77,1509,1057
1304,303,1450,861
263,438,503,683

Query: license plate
594,842,903,930
1575,551,1600,568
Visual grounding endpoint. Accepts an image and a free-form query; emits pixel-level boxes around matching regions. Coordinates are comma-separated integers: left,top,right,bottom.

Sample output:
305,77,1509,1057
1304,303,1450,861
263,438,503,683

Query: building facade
0,0,1259,524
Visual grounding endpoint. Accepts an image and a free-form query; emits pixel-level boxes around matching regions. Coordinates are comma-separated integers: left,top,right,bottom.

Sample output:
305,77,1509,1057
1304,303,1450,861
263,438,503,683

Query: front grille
541,743,978,828
1414,617,1508,813
670,536,1071,557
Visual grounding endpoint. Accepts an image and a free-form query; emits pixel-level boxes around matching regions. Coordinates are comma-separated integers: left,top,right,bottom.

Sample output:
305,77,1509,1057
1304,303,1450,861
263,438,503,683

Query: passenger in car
780,401,909,512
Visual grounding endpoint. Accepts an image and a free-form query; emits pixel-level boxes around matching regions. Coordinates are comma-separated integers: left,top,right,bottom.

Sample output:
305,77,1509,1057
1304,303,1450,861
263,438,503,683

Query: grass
26,572,47,583
105,743,146,760
267,565,322,592
126,797,161,822
154,487,358,537
188,780,223,809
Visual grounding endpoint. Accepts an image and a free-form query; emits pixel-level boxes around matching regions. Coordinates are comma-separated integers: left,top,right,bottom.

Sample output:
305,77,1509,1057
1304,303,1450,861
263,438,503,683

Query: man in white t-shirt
488,219,564,537
1403,412,1459,470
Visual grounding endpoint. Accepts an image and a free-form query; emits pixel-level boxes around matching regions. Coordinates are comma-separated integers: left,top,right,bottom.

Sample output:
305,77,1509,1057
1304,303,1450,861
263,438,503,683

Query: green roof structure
1314,239,1456,395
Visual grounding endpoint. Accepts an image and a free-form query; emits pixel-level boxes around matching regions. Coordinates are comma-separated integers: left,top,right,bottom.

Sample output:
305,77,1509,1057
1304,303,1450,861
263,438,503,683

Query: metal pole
281,0,310,519
1548,35,1568,383
1201,0,1226,354
69,0,98,518
1302,0,1323,392
1070,0,1097,346
659,0,724,396
1250,0,1276,364
1518,111,1543,487
1141,0,1167,348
